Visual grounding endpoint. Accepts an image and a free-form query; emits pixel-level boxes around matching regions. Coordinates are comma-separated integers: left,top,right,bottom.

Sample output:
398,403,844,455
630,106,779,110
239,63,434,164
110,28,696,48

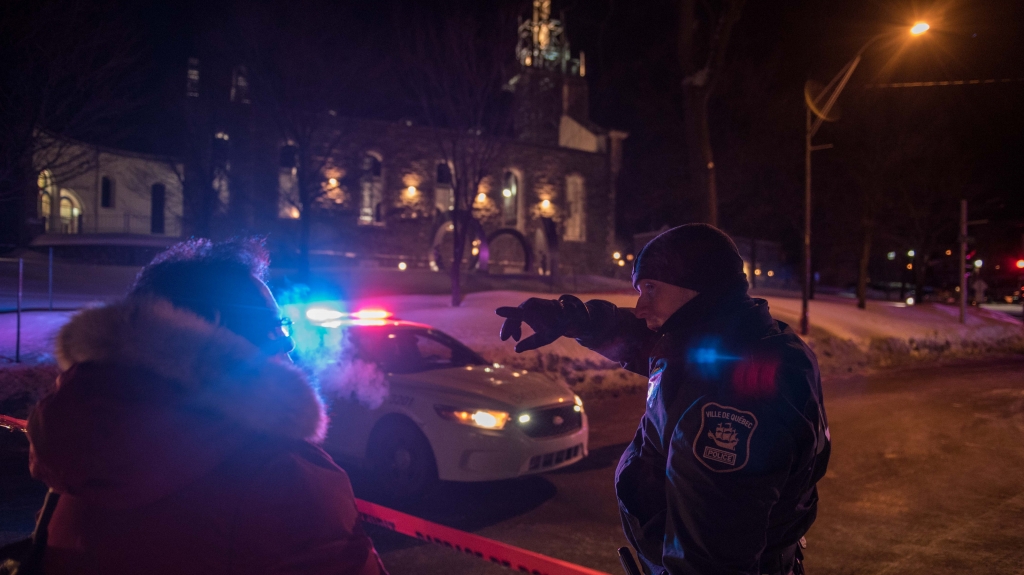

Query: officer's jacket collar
658,291,773,344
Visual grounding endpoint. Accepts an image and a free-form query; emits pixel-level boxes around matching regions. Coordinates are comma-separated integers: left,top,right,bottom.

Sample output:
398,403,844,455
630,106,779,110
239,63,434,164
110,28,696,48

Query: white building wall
34,139,184,237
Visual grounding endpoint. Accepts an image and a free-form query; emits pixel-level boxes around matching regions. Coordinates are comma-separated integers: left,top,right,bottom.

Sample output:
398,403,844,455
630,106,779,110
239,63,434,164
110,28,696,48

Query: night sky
104,0,1024,279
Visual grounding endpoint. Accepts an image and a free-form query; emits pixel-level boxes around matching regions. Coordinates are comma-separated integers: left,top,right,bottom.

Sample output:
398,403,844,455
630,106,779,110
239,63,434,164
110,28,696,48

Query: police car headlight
435,406,510,430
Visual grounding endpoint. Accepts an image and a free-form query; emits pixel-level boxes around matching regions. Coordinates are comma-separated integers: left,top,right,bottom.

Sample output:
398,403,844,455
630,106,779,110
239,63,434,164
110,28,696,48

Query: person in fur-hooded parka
27,296,385,575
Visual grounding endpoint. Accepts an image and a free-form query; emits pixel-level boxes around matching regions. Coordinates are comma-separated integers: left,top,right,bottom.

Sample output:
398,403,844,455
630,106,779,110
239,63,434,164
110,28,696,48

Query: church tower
511,0,590,147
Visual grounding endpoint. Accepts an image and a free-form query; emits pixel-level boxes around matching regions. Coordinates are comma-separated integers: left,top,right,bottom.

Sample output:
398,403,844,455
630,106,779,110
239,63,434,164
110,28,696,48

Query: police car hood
387,365,571,410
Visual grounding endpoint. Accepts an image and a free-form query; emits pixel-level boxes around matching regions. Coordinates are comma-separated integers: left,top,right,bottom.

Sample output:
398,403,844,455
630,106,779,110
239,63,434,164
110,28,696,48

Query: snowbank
2,292,1021,403
354,291,1024,392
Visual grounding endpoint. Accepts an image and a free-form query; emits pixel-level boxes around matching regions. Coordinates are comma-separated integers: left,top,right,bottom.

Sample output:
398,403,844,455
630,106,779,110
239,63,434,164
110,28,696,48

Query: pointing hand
495,296,588,353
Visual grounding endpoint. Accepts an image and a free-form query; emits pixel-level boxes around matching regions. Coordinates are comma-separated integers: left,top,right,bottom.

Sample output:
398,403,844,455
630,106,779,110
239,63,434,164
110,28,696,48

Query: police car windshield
350,326,488,374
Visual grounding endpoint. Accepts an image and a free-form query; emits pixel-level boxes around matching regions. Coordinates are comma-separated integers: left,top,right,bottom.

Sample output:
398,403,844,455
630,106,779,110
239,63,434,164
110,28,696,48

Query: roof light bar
351,309,392,320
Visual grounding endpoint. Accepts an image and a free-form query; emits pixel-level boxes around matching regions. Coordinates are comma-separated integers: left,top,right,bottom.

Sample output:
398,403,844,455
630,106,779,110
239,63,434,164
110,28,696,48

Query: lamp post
800,22,930,336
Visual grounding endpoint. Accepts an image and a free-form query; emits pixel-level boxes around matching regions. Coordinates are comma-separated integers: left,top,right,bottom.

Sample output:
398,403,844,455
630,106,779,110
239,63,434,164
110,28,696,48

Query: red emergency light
1015,259,1024,269
351,309,392,320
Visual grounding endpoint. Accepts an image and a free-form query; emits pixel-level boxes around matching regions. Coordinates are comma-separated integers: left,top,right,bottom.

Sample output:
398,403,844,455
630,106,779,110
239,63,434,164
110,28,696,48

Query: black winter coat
576,294,830,575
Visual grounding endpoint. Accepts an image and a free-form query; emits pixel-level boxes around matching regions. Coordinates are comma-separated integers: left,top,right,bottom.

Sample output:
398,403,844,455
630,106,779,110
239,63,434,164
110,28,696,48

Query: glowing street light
800,20,930,335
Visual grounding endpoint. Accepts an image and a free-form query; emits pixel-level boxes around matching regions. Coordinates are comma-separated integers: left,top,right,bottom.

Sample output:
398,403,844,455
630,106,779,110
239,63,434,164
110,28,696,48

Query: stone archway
485,228,533,274
428,215,488,273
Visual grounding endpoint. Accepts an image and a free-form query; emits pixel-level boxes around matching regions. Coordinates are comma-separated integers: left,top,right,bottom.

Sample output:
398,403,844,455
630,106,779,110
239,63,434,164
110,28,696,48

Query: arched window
58,189,83,234
359,152,384,226
151,183,166,234
39,192,52,226
38,170,56,230
501,171,519,226
277,142,300,219
435,162,453,213
563,174,586,241
101,177,115,208
436,163,452,185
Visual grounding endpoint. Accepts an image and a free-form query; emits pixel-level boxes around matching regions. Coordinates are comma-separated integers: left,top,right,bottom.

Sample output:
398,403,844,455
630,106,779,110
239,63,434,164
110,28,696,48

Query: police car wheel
367,417,438,503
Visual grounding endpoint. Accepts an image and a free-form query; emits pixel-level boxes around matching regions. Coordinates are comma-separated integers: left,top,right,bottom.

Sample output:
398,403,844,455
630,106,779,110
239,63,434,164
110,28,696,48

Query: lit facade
31,136,184,238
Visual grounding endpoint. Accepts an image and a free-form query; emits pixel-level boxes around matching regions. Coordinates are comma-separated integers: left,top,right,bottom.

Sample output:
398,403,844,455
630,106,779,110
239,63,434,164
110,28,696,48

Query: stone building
275,116,626,275
269,1,627,276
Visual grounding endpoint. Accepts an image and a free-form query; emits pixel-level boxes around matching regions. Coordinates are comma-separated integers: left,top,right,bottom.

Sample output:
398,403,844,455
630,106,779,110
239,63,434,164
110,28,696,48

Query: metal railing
0,251,100,363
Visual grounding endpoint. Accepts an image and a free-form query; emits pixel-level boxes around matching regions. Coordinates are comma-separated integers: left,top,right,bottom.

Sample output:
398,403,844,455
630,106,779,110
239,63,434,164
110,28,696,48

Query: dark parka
575,292,830,575
27,299,386,575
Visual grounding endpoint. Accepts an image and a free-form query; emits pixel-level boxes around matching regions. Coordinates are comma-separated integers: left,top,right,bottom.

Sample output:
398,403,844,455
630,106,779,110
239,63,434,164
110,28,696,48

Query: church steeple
512,0,590,146
515,0,583,77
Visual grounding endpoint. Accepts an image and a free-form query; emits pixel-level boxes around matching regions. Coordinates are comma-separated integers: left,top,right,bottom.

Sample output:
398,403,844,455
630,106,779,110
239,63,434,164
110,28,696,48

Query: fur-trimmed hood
54,298,326,443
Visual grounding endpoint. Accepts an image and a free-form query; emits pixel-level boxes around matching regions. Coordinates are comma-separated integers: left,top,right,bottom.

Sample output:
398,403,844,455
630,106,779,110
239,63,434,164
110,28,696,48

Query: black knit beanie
631,224,749,294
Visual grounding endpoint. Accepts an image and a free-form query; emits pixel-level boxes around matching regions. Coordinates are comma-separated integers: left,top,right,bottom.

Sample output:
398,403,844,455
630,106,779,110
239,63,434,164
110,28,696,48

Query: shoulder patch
693,402,758,472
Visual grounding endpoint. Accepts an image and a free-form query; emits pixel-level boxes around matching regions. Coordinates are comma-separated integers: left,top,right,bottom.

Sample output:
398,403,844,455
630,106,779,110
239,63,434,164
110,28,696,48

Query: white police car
288,306,589,500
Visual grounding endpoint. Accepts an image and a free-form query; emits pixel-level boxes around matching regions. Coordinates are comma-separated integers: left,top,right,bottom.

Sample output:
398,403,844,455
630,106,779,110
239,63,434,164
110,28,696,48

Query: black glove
495,295,589,353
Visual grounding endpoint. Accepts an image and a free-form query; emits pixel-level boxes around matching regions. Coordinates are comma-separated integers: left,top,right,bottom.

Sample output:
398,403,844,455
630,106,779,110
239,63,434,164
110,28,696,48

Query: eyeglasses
274,316,294,339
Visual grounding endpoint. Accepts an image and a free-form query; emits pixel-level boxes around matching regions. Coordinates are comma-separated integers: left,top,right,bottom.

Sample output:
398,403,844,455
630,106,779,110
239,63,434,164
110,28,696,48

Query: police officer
496,224,829,575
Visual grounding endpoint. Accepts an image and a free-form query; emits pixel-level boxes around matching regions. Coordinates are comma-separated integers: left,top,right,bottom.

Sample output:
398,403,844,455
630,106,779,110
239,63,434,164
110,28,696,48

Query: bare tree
0,0,142,246
677,0,744,226
172,60,232,239
240,0,370,278
832,90,978,308
398,4,519,306
833,96,912,309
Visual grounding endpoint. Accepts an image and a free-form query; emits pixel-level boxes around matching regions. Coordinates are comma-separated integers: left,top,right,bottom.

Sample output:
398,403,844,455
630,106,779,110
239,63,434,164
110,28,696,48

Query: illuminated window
151,183,166,234
277,143,299,219
101,177,114,208
213,167,230,211
230,65,250,104
359,153,384,226
501,171,518,226
37,170,56,229
58,189,82,234
435,162,453,213
186,57,200,97
563,174,585,241
39,192,51,225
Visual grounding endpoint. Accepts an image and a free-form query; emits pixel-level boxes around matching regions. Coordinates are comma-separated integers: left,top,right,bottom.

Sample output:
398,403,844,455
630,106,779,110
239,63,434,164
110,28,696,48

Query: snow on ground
0,311,75,365
345,290,1024,392
2,291,1022,402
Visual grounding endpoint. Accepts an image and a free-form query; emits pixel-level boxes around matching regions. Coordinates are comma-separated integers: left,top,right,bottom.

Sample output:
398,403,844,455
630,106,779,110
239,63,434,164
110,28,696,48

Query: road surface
367,359,1024,575
3,359,1024,574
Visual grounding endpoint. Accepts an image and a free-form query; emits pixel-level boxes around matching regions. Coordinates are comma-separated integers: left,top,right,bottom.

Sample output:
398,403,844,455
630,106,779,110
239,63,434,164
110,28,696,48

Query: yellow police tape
1,414,611,575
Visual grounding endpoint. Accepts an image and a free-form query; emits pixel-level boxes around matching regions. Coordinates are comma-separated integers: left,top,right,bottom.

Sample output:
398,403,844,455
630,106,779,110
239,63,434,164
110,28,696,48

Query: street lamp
800,22,929,335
